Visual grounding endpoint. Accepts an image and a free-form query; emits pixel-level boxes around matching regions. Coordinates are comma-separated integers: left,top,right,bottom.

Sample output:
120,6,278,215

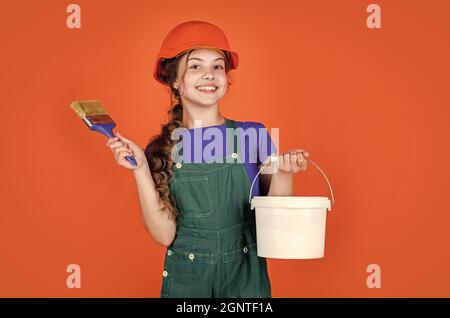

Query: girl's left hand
274,149,310,173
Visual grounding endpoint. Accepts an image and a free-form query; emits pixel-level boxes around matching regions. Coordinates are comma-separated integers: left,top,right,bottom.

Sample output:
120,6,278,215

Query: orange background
1,0,449,297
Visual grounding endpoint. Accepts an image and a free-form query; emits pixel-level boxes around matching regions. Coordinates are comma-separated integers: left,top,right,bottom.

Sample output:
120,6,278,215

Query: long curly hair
145,48,234,221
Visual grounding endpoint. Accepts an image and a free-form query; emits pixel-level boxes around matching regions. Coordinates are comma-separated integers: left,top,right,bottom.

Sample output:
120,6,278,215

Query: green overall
160,118,272,298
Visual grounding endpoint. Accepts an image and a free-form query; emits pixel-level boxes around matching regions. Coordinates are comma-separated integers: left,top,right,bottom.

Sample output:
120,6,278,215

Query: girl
106,21,309,298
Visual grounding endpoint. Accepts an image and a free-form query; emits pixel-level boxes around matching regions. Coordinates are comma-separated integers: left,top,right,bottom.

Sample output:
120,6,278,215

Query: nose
202,72,214,80
202,66,216,80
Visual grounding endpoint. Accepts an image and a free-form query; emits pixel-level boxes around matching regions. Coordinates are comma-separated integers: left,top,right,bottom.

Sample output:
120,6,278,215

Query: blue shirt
147,120,278,198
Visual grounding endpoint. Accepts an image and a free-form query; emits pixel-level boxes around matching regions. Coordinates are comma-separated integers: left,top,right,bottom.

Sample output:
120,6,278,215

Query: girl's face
174,48,228,108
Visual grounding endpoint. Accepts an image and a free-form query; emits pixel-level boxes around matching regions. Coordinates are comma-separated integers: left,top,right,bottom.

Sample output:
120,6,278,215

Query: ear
173,82,179,89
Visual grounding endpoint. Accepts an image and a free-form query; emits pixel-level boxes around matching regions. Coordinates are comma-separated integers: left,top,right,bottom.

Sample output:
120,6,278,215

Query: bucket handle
248,156,335,208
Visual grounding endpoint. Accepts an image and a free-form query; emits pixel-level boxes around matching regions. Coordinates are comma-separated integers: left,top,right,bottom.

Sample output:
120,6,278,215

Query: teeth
197,86,217,91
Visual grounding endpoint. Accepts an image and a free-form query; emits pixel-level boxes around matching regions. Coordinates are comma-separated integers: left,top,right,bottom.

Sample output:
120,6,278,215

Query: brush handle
90,123,138,166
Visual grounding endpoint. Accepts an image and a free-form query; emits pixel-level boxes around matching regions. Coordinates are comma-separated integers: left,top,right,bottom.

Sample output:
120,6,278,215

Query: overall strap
225,119,241,163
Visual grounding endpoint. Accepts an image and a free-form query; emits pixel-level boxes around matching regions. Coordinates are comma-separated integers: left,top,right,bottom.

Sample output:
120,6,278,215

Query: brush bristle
70,100,115,128
70,100,107,119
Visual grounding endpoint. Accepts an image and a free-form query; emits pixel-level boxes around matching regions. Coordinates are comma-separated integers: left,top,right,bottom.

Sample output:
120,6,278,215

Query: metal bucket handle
248,156,335,209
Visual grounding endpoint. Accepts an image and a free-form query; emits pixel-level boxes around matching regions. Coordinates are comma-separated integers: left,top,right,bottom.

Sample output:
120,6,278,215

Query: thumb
115,131,129,142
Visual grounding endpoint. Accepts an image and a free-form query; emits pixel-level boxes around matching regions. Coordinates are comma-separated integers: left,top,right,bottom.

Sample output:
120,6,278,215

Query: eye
189,64,225,70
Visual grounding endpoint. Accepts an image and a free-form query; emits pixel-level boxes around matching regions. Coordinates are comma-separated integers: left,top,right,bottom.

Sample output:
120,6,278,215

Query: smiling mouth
196,86,218,94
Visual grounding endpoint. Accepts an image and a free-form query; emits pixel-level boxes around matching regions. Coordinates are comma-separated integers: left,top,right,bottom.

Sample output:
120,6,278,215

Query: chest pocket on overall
172,176,215,218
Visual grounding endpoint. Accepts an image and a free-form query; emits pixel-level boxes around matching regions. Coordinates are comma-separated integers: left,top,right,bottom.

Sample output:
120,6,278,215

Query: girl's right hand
106,132,147,170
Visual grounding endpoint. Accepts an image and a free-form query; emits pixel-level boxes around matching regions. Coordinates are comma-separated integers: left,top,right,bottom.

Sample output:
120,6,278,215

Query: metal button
167,249,173,256
175,162,182,169
231,152,238,159
188,253,195,261
162,270,168,277
243,246,248,254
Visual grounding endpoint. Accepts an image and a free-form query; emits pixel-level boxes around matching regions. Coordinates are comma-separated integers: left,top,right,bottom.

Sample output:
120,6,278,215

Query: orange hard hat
153,20,239,85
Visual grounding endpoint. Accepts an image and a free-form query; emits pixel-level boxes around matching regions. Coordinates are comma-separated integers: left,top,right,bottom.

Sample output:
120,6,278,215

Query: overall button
162,270,168,277
231,153,238,159
175,163,182,169
167,249,173,256
188,253,195,261
243,246,248,254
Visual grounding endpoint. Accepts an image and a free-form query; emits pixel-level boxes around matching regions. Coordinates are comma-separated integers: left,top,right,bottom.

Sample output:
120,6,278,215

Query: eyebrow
188,57,225,62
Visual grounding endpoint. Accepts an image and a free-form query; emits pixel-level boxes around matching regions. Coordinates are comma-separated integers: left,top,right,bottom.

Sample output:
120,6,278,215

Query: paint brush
70,100,137,166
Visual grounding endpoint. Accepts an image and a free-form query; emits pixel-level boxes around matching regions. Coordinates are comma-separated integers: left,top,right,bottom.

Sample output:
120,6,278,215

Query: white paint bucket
249,157,335,259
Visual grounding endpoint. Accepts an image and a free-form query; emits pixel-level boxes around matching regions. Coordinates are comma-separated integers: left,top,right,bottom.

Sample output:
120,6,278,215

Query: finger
289,152,300,168
299,158,308,170
296,152,307,169
283,152,292,171
117,150,133,161
293,152,306,172
298,157,306,170
115,132,130,142
303,160,308,170
290,149,309,158
114,146,132,155
115,133,136,151
106,137,119,147
289,152,299,171
110,141,129,151
296,152,305,165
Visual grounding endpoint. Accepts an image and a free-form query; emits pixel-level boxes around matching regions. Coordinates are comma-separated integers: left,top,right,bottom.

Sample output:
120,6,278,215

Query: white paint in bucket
249,157,335,259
